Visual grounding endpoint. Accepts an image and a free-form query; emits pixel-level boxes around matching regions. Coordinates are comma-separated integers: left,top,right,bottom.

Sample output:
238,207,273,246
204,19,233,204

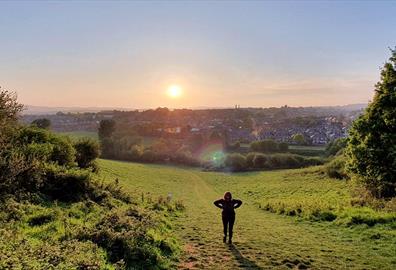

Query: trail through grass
98,159,396,269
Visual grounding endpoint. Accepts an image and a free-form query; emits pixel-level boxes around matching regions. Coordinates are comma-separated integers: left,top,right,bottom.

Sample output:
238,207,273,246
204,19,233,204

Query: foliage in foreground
346,49,396,198
0,190,183,270
0,88,182,269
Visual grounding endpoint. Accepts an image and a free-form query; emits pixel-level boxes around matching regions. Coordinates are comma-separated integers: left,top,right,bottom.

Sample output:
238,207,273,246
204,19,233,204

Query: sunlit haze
1,1,396,109
167,85,182,99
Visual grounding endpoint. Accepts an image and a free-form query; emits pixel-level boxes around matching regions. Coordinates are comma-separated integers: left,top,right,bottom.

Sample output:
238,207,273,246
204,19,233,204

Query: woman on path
214,192,242,244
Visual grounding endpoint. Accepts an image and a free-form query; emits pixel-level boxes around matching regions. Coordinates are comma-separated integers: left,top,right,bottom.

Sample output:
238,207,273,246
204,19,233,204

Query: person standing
214,192,242,244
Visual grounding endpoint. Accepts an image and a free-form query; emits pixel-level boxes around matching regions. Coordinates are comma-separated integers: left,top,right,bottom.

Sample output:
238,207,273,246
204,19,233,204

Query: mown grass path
98,160,395,270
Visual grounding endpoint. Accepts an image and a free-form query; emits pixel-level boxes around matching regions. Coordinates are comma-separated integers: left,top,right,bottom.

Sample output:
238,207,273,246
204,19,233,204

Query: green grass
57,131,98,141
0,180,183,269
97,159,396,269
288,145,326,151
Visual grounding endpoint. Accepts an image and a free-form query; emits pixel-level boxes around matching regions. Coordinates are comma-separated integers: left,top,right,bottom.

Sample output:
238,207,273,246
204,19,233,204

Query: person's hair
224,191,232,199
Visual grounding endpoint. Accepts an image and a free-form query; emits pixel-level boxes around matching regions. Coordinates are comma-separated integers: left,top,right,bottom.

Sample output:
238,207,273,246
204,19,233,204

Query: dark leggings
222,214,235,239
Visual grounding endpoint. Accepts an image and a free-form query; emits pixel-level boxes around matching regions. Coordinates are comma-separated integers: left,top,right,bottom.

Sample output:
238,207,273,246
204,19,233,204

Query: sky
1,1,396,109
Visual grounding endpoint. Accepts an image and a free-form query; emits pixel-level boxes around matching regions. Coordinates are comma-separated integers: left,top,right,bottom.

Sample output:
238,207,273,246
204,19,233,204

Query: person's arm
214,199,224,209
233,199,242,209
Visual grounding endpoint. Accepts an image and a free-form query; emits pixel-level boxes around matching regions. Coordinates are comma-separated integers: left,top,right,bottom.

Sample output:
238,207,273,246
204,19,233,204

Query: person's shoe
223,236,226,243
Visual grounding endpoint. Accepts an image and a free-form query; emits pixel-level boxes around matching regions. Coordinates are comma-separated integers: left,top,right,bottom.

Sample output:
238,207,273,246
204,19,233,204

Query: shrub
129,144,144,160
292,133,306,145
226,141,241,152
225,153,247,172
266,153,323,169
250,139,279,153
91,178,132,204
141,149,157,163
253,153,267,168
325,155,348,179
266,154,288,168
40,164,91,202
78,208,179,269
16,126,51,144
245,152,256,168
278,142,289,152
14,127,76,166
173,148,198,166
31,118,51,129
74,138,100,169
0,229,109,269
0,143,44,197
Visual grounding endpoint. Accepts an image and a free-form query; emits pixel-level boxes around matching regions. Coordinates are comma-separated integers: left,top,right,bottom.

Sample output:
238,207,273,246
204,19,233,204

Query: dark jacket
214,199,242,216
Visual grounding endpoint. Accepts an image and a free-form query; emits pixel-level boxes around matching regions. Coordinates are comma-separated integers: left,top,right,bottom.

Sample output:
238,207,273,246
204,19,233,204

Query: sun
167,85,182,98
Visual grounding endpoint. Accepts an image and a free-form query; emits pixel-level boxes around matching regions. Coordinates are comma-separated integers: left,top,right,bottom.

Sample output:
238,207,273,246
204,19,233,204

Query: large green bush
40,164,91,202
252,153,268,168
346,49,396,198
15,127,76,166
224,153,247,172
49,135,76,166
74,138,100,169
223,152,323,171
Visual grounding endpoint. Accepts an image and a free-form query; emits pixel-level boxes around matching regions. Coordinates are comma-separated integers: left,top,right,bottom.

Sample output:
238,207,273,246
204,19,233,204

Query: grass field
58,131,158,147
57,131,98,140
97,159,396,269
288,145,326,151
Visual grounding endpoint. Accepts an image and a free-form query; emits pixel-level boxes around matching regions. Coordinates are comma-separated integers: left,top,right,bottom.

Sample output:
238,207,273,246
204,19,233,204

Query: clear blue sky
1,1,395,108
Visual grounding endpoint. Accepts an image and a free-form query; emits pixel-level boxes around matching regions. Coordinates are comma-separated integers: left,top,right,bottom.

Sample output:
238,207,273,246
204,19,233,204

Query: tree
0,88,26,196
74,138,100,169
278,142,289,152
98,119,116,140
31,118,51,129
250,139,278,153
346,48,396,198
292,133,306,145
0,87,24,127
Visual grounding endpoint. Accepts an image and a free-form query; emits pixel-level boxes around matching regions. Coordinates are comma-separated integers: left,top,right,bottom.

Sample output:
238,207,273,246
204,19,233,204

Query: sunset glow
167,85,182,98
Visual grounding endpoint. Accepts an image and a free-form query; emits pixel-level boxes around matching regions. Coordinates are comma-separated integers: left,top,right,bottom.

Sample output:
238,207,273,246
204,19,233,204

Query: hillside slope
98,159,396,269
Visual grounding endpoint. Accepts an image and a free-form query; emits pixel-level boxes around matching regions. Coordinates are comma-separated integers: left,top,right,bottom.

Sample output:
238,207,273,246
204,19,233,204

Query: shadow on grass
228,244,263,269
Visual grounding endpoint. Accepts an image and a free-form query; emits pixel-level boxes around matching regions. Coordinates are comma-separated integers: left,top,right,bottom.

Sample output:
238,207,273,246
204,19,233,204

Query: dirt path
175,171,311,269
174,171,380,270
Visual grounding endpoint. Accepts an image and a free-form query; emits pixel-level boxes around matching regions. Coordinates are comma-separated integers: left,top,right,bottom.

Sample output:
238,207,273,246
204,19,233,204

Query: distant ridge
23,103,367,115
23,105,134,115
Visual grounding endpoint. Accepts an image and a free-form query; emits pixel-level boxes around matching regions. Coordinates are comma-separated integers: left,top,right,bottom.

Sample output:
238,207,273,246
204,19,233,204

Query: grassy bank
0,190,182,270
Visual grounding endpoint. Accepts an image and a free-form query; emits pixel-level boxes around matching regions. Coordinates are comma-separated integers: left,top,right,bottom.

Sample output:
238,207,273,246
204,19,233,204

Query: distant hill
23,103,367,115
325,103,367,112
23,105,133,115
